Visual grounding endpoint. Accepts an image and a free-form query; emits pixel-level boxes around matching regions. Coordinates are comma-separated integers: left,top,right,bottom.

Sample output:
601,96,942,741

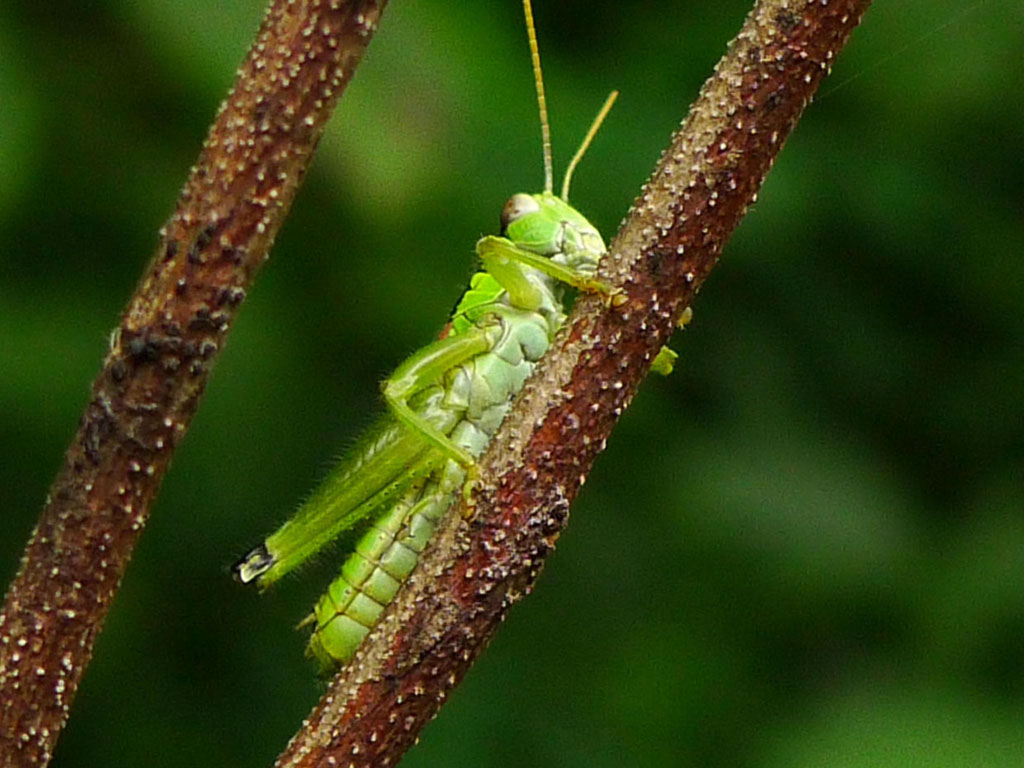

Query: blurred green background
2,0,1023,766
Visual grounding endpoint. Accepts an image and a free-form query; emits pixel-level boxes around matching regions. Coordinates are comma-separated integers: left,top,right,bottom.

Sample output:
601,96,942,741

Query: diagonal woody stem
0,2,389,765
272,1,873,766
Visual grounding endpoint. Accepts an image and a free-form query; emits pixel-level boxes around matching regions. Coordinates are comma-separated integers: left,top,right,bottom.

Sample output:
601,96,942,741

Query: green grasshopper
233,0,675,673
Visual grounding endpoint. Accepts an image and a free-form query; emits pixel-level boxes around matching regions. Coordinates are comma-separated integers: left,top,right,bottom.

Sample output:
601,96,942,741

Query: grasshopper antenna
561,90,618,202
522,0,554,195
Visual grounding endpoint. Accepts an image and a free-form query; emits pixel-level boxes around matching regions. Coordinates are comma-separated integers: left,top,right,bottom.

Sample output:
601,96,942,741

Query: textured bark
273,0,873,766
0,2,388,765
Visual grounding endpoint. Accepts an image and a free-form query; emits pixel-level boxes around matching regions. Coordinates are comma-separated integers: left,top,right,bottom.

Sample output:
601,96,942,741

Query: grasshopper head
500,191,605,275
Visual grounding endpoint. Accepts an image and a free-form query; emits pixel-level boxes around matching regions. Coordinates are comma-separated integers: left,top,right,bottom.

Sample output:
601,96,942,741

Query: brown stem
272,0,872,766
0,1,389,765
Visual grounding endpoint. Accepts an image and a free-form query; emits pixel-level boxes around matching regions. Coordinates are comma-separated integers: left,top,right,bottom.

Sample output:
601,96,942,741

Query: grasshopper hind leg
382,324,501,469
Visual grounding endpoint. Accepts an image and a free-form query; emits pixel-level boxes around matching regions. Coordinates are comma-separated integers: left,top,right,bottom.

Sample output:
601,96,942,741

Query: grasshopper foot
608,289,628,308
578,277,624,309
650,345,678,376
460,463,481,517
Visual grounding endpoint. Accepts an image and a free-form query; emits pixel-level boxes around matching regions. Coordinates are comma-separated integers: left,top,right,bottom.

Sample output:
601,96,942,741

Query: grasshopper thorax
501,191,605,275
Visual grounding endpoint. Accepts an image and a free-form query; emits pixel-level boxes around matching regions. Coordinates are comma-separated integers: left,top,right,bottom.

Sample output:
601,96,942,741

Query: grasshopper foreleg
477,235,618,301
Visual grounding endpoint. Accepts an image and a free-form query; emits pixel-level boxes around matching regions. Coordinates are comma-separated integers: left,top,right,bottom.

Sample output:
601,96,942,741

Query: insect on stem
235,0,628,675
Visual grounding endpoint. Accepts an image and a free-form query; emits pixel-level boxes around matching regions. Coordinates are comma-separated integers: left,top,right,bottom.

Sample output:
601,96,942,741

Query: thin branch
0,1,389,764
273,0,873,765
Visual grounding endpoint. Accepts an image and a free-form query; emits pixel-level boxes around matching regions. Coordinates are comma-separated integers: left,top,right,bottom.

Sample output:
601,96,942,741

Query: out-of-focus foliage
1,1,1022,766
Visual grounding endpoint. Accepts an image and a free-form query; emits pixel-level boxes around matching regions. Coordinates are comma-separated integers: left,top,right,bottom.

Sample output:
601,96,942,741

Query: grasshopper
233,0,675,672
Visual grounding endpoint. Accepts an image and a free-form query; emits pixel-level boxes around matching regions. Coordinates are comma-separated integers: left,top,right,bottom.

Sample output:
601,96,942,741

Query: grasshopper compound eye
500,193,540,233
